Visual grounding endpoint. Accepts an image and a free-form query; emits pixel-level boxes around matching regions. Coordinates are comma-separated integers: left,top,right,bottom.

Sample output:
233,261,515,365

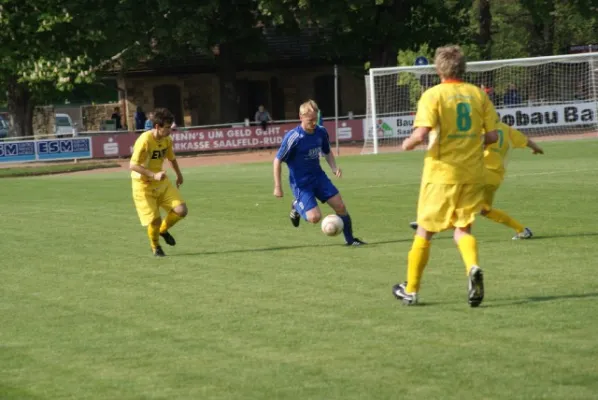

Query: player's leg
289,198,301,227
453,184,485,307
149,217,165,256
158,182,188,246
293,188,321,224
480,184,530,239
132,182,164,256
325,193,365,246
393,183,446,305
483,208,531,239
317,177,365,246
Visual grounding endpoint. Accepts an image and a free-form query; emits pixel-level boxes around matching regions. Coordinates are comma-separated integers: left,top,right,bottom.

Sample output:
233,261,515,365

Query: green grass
1,140,598,400
0,161,120,178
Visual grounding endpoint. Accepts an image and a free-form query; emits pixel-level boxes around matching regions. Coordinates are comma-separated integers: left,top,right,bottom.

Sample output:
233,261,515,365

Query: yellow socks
484,208,525,233
160,211,183,234
148,222,161,250
406,235,431,293
457,234,479,275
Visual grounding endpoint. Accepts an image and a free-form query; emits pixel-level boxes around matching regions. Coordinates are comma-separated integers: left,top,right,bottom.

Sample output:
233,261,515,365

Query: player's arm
321,128,341,177
323,152,341,178
168,159,184,187
510,126,544,154
403,91,434,151
129,141,164,181
273,130,299,197
526,139,543,154
402,127,431,151
483,94,499,145
166,142,184,187
484,130,498,145
273,158,283,197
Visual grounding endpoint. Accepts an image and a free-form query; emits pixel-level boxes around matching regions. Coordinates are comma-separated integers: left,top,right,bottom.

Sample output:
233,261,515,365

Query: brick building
113,30,367,129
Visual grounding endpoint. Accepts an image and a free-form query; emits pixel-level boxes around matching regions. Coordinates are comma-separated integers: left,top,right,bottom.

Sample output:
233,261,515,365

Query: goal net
362,53,598,154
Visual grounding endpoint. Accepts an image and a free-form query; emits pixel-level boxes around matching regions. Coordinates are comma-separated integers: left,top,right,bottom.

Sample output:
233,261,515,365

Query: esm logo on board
498,102,596,128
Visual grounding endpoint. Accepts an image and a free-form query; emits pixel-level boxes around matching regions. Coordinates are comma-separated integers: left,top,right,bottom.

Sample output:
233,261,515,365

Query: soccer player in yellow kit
393,45,498,307
129,108,188,257
410,120,545,237
481,120,544,239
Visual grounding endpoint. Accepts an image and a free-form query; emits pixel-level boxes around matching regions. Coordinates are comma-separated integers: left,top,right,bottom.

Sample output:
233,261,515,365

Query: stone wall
81,103,121,131
120,65,366,128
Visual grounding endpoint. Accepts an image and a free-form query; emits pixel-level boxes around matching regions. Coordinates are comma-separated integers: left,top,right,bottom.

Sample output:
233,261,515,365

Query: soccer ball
321,214,344,237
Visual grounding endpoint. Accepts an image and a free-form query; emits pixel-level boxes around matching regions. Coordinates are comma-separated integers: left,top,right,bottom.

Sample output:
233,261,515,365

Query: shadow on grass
526,232,598,240
170,238,413,257
485,292,598,307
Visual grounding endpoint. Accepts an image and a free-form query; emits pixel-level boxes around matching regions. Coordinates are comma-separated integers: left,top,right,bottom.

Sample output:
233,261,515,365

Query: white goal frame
363,52,598,154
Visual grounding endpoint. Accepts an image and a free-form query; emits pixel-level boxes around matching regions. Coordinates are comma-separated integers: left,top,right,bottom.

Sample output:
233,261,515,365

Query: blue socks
339,214,354,243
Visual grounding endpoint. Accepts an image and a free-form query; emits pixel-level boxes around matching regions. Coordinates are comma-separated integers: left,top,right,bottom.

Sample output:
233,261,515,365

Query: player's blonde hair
299,100,319,115
434,45,466,79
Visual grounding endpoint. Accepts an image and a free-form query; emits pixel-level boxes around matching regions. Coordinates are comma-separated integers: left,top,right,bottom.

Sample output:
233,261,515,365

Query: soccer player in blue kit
273,100,366,246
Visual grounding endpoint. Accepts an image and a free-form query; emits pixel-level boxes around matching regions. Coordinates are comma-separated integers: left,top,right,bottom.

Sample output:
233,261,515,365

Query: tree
478,0,492,60
259,0,473,68
94,0,271,124
0,0,156,137
518,0,597,56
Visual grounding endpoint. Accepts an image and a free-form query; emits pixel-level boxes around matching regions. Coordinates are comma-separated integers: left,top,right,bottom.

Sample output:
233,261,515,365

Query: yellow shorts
482,184,500,209
417,182,484,232
132,178,184,226
482,170,503,210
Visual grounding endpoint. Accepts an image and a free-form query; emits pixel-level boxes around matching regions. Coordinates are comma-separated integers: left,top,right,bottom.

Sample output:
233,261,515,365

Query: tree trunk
6,77,35,138
478,0,492,60
526,0,555,56
217,43,240,123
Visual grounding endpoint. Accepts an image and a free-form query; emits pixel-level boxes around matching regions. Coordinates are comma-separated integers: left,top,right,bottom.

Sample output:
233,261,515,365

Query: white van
55,113,78,138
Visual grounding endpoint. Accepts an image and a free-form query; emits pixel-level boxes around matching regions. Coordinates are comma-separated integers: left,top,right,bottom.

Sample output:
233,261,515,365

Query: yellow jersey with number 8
414,80,497,184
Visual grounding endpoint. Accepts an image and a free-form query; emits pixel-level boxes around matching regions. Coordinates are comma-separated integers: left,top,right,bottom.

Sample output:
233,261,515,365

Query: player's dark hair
152,108,174,127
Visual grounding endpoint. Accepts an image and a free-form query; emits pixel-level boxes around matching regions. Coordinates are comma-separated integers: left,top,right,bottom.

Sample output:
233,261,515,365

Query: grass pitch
1,140,597,399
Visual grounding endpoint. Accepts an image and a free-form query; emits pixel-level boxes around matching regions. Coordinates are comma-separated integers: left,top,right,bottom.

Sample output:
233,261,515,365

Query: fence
0,116,367,164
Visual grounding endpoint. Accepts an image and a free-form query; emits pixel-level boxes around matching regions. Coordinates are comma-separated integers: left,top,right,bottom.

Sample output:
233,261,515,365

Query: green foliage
1,0,595,93
258,0,473,67
0,0,155,91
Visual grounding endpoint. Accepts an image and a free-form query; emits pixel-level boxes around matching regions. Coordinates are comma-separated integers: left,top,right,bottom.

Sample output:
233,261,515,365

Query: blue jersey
276,125,331,187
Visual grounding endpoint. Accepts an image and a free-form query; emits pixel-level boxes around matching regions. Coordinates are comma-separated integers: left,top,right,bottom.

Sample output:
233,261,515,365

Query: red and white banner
90,119,365,158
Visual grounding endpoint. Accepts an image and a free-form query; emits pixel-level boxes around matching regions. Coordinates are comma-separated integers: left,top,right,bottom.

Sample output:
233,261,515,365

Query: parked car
55,113,78,138
0,115,9,139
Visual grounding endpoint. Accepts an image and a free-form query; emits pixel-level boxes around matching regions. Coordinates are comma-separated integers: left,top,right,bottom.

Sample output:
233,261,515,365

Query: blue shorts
292,175,339,220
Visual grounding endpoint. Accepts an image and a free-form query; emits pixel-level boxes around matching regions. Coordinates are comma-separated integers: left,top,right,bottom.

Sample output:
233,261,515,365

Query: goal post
362,52,598,154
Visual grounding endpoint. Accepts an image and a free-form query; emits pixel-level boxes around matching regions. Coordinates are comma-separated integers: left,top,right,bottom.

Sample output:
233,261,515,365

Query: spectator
134,106,147,131
574,81,586,100
144,112,154,130
480,84,496,104
111,107,122,130
254,105,272,131
503,83,522,106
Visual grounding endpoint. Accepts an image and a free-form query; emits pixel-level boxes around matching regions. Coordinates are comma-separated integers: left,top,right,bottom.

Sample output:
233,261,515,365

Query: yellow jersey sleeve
509,127,528,149
130,133,149,166
413,90,438,129
482,94,498,134
165,137,176,161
